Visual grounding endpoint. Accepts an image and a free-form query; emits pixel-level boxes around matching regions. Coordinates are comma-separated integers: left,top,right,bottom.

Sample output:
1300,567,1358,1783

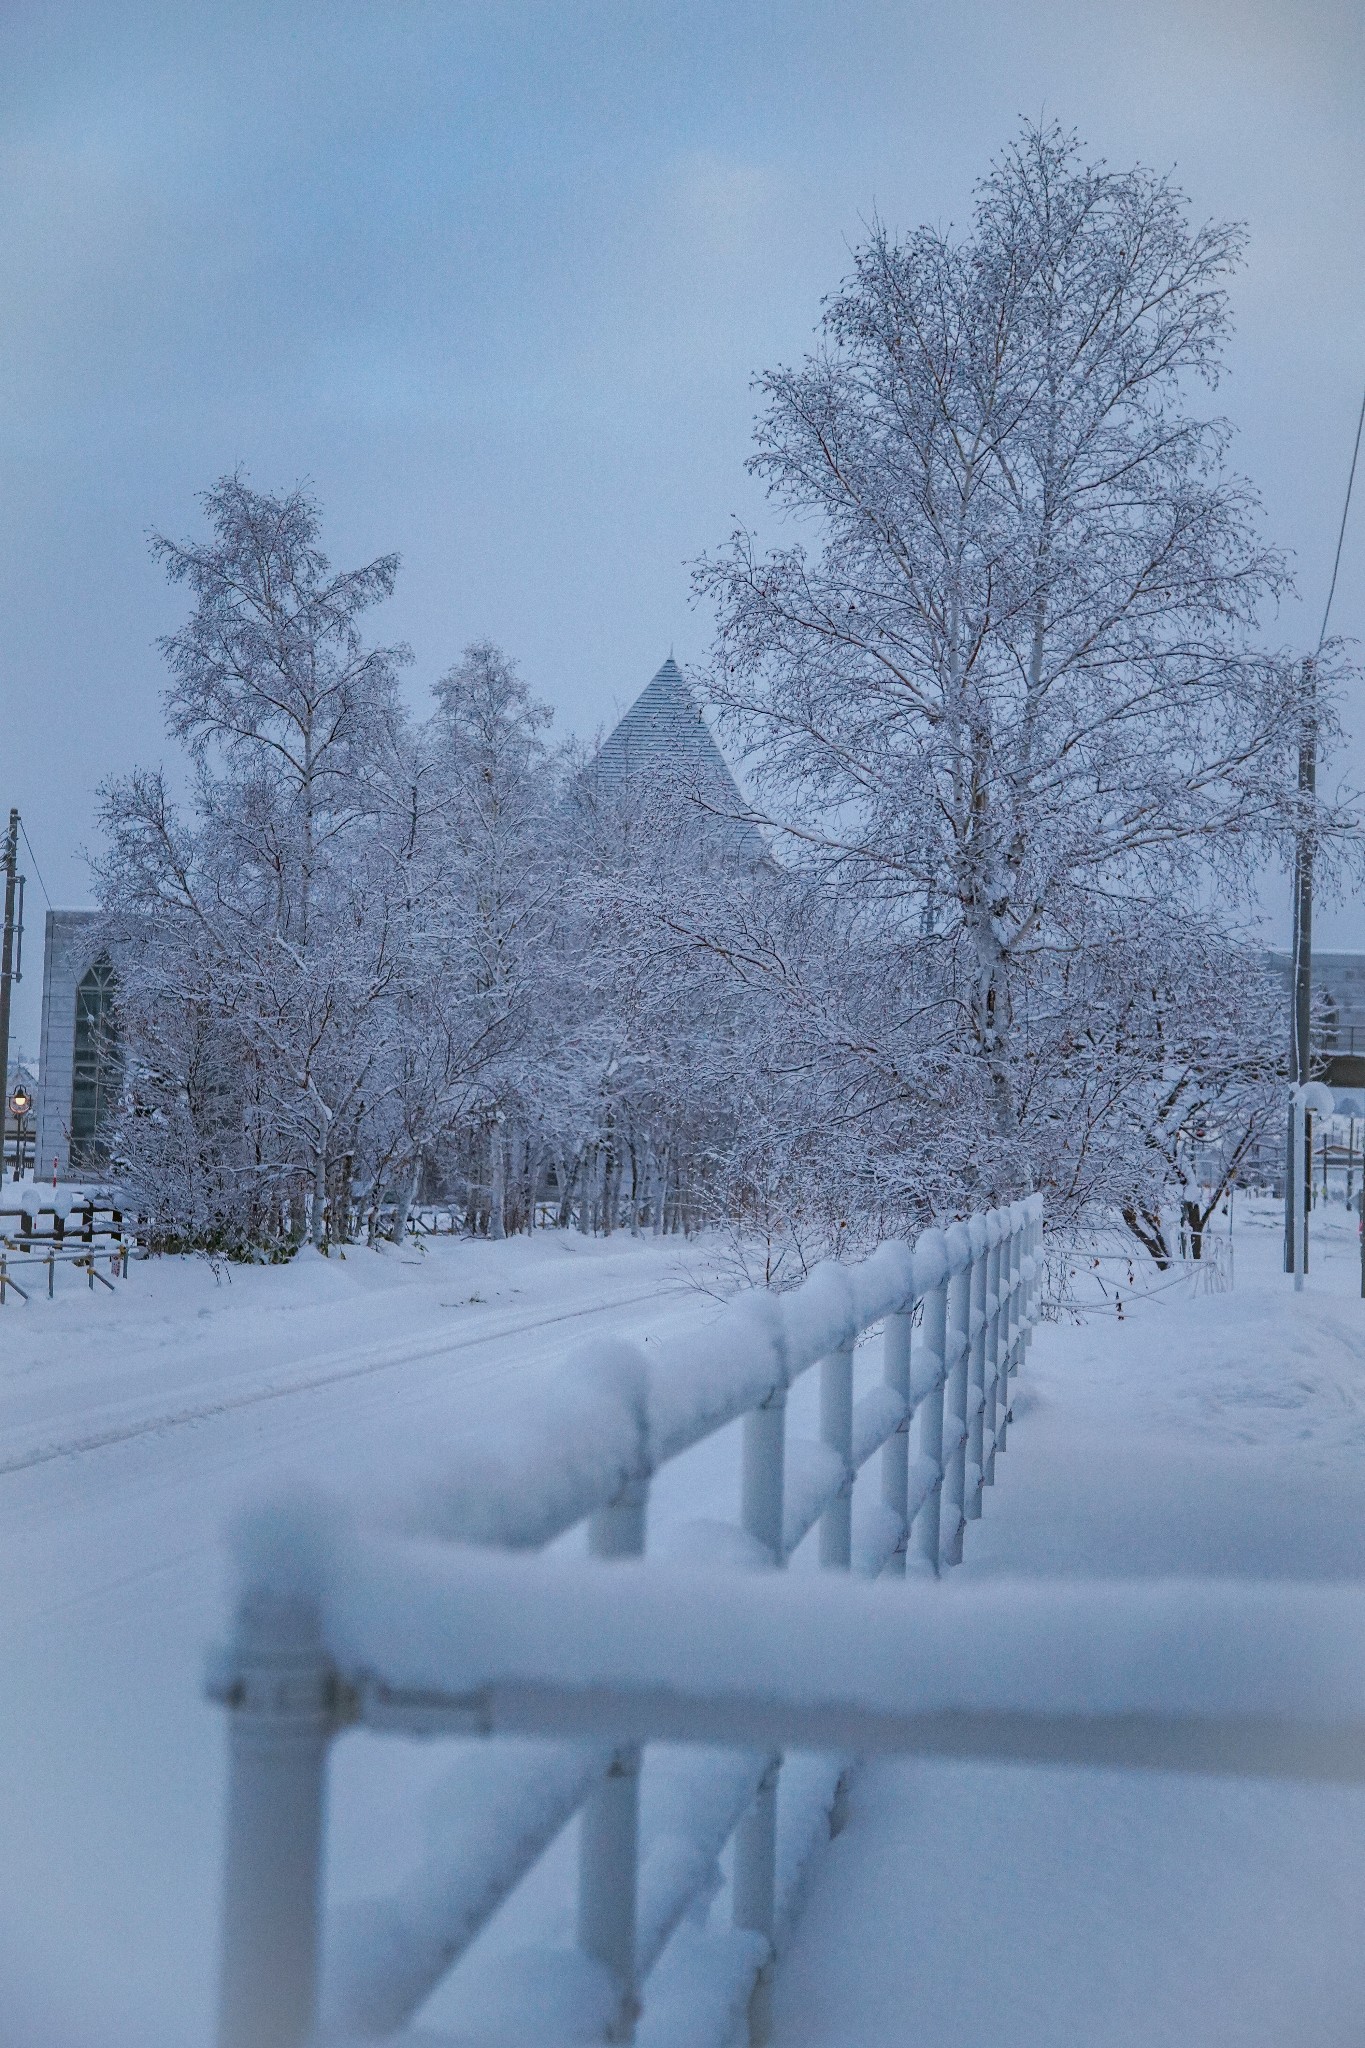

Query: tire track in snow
0,1282,694,1478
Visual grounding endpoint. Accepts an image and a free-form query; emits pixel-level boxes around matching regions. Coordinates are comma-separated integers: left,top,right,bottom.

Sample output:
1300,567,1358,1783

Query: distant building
583,657,766,864
35,910,119,1181
1266,949,1365,1090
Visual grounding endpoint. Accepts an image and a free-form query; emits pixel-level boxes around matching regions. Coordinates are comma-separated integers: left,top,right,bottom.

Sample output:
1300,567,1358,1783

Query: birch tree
697,122,1304,1195
99,477,411,1245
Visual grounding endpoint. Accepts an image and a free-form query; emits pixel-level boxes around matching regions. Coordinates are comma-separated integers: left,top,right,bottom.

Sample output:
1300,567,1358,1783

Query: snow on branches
88,127,1347,1266
690,121,1353,1251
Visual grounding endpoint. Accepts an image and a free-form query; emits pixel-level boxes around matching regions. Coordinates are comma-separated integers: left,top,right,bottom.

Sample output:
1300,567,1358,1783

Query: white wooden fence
210,1200,1045,2048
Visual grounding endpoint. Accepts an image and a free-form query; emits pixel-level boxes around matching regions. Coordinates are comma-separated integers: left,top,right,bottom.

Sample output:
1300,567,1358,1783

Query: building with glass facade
35,909,119,1181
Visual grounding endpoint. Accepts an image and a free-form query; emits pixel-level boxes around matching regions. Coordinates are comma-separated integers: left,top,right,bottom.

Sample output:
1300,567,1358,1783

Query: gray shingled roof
593,659,732,788
587,658,765,861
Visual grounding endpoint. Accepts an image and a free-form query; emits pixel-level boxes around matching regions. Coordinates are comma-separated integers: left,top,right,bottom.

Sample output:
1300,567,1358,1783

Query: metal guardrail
210,1199,1044,2048
0,1194,138,1303
0,1242,131,1303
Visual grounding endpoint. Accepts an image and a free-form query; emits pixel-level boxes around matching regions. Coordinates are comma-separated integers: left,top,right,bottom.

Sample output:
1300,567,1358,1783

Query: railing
0,1191,137,1302
209,1198,1044,2048
1319,1021,1365,1056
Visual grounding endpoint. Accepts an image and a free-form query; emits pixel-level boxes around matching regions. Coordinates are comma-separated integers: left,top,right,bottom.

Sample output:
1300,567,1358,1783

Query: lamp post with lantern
8,1081,32,1181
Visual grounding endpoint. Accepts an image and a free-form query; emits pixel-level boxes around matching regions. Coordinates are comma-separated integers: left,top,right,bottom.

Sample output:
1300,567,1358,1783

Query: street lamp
7,1082,31,1181
1288,1080,1336,1292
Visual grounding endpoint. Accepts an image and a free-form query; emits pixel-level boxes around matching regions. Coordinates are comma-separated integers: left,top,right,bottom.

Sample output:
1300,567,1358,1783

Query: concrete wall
35,909,106,1182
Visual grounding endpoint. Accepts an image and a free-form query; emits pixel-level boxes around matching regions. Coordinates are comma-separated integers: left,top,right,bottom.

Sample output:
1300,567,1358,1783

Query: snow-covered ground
775,1202,1365,2048
0,1229,728,2048
3,1208,1364,2046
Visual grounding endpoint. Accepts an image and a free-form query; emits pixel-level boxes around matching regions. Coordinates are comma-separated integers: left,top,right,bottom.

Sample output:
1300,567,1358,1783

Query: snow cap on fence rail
227,1215,1023,1562
967,1213,990,1255
320,1736,612,2037
912,1227,948,1294
780,1259,858,1374
302,1533,1365,1736
375,1337,652,1550
215,1488,348,1686
647,1288,787,1466
237,1298,788,1557
846,1238,916,1328
944,1221,972,1273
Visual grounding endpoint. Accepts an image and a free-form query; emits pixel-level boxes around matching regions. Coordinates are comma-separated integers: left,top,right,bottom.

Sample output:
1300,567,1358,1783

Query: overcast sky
2,0,1363,1051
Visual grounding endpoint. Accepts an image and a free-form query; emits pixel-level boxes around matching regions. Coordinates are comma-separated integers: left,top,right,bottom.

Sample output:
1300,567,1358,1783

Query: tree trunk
490,1126,506,1241
628,1139,641,1236
600,1137,615,1238
335,1153,354,1245
1121,1204,1171,1269
391,1157,420,1244
311,1150,328,1248
1181,1198,1208,1261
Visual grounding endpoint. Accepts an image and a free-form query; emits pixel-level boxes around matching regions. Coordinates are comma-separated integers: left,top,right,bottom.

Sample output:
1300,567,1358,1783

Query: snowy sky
2,0,1363,1050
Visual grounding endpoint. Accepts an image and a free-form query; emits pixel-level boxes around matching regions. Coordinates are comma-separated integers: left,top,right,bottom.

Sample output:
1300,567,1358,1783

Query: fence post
734,1751,781,2046
1024,1196,1043,1365
941,1224,972,1567
579,1478,648,2041
742,1389,787,1568
965,1217,988,1522
914,1249,949,1576
981,1213,1002,1488
734,1367,788,2046
213,1586,337,2048
880,1308,912,1577
995,1206,1018,1455
818,1338,854,1569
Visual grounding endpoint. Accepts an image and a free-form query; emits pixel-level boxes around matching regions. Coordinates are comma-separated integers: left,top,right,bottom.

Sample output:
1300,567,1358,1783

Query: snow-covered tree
423,642,560,1235
696,122,1310,1206
98,477,412,1247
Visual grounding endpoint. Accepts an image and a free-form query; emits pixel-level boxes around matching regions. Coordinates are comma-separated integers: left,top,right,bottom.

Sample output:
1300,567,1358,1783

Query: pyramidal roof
592,658,731,789
587,658,765,861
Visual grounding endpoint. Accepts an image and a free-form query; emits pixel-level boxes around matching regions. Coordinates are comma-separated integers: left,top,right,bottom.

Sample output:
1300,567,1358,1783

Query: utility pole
1285,661,1316,1276
0,810,22,1183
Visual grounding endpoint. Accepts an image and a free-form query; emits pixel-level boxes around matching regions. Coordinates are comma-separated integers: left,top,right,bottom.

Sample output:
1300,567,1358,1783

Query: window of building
70,955,119,1168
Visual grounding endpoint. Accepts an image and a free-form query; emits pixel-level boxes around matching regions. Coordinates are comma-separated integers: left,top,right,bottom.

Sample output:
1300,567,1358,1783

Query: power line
18,822,52,910
1318,376,1365,654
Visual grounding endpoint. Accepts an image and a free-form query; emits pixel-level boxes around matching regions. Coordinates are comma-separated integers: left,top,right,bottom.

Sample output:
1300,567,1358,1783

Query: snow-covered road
0,1231,722,2047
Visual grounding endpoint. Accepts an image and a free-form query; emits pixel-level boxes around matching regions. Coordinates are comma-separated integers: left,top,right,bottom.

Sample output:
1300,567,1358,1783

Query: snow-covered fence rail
0,1191,138,1302
209,1197,1043,2048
